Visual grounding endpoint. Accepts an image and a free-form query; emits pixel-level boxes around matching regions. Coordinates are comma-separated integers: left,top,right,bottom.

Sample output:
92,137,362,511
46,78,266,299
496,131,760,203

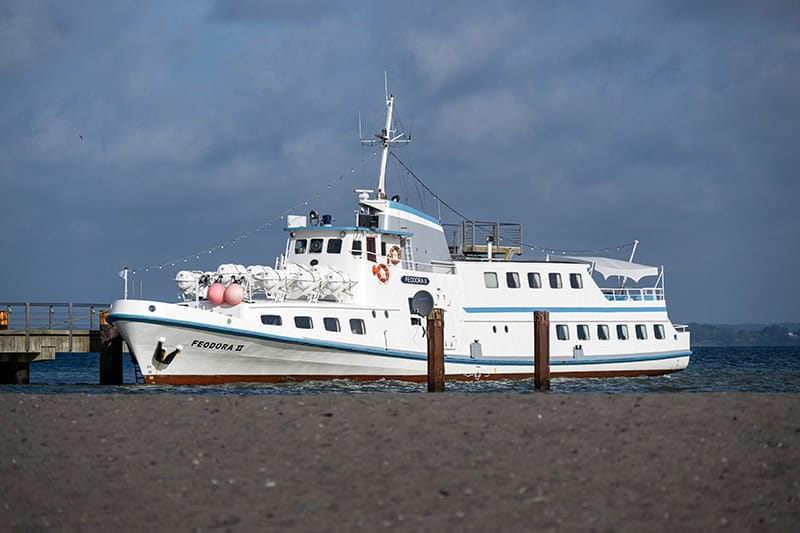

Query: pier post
534,311,550,390
0,310,7,330
100,322,123,385
427,308,445,392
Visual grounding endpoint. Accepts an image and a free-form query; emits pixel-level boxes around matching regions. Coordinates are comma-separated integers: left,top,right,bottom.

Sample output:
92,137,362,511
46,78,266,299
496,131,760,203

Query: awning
549,255,659,282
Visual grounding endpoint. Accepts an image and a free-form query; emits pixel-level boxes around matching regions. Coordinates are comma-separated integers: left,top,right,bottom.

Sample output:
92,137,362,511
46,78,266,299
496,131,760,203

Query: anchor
153,337,182,365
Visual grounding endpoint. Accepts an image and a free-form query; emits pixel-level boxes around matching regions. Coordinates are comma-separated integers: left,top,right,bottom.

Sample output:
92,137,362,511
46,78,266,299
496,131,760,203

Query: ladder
402,238,415,270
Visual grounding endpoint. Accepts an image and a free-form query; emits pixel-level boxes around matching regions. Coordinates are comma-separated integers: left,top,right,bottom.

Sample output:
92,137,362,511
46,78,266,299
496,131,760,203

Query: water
2,346,798,395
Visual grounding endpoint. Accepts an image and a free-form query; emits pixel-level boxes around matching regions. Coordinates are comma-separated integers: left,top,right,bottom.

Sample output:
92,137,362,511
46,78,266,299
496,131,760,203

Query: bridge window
366,237,377,262
294,239,307,254
616,324,629,340
506,272,521,288
577,324,590,340
324,317,340,332
309,238,324,253
484,272,499,288
260,315,282,326
327,239,342,254
654,324,666,339
635,324,648,340
556,324,570,341
294,316,313,329
351,239,362,257
597,324,610,340
349,318,366,335
527,272,542,288
549,273,562,289
569,273,583,289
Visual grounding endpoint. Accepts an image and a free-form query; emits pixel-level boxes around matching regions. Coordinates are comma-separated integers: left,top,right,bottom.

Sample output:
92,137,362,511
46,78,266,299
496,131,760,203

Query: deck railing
600,287,664,302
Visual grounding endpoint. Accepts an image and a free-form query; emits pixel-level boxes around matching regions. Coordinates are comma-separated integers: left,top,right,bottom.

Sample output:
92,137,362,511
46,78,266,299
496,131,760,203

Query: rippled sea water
2,346,798,395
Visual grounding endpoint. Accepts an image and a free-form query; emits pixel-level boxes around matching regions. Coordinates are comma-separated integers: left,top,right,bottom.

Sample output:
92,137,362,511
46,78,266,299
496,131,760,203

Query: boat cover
551,255,659,282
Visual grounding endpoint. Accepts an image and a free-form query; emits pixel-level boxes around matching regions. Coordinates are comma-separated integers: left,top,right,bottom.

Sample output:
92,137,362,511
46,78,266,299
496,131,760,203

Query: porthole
148,305,156,312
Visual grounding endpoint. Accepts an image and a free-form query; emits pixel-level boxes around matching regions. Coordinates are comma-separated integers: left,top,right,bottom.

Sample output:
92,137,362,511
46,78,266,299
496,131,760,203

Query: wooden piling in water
427,308,445,392
0,310,8,330
100,322,123,385
534,310,550,390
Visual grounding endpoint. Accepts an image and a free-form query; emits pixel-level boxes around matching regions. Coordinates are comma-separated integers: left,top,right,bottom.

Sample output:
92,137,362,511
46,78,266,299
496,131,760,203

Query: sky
1,0,798,324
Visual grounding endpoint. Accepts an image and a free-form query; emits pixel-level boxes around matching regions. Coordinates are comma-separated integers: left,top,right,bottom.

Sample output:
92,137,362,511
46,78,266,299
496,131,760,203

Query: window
294,239,307,254
327,239,342,254
506,272,521,288
569,273,583,289
323,317,340,332
260,315,282,326
484,272,499,288
381,242,387,256
597,324,610,340
577,324,590,341
309,238,324,253
349,318,366,335
616,324,629,340
549,273,562,289
556,324,570,341
294,316,313,329
366,237,377,262
527,272,542,289
635,324,648,340
351,239,362,257
654,324,666,340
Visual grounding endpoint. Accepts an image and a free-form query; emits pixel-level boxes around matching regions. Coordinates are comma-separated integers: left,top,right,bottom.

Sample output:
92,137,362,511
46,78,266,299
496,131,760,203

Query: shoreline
1,392,798,530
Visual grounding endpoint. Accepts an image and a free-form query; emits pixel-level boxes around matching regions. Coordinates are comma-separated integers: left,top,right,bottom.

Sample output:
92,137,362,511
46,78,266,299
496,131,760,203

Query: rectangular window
294,239,307,254
527,272,542,288
260,315,282,326
597,324,610,340
309,238,324,253
351,239,362,257
349,318,366,335
381,242,387,256
327,239,342,254
616,324,629,340
484,272,499,288
506,272,521,288
549,273,562,289
556,324,570,341
577,324,590,341
366,237,377,262
323,317,340,332
294,316,313,329
654,324,666,340
635,324,648,340
569,273,583,289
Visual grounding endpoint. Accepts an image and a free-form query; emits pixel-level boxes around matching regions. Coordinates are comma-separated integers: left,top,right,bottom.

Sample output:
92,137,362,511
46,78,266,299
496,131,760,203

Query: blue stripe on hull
109,313,690,368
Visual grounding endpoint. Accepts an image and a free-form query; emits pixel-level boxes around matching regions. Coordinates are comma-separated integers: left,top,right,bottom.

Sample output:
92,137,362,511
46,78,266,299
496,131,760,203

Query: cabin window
309,238,324,254
527,272,542,289
549,273,562,289
366,237,377,262
327,239,342,254
506,272,521,289
260,315,282,326
654,324,666,340
294,316,313,329
636,324,648,340
556,324,570,341
294,239,307,254
381,242,387,256
616,324,629,340
569,273,583,289
484,272,499,288
351,239,362,257
577,324,590,341
349,318,366,335
324,317,340,332
597,324,610,340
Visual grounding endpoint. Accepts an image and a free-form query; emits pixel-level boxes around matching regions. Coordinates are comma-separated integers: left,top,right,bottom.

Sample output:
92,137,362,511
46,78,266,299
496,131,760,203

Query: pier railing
0,302,110,353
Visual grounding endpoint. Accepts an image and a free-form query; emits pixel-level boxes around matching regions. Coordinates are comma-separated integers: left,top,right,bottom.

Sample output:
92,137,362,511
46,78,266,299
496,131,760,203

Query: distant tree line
688,323,800,346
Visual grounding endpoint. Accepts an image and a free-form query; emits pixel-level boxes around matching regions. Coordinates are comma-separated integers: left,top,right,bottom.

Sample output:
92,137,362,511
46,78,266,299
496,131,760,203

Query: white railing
600,287,664,302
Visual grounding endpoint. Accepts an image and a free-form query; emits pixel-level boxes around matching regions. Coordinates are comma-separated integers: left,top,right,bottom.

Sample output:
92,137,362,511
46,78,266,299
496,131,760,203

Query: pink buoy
224,283,244,305
207,282,225,305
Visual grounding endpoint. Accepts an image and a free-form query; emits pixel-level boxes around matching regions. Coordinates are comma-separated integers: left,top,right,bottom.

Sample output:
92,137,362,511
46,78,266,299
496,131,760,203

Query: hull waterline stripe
108,312,690,367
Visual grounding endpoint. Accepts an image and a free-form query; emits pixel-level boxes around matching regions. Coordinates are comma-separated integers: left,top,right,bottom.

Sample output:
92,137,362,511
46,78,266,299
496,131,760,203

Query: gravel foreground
1,392,798,532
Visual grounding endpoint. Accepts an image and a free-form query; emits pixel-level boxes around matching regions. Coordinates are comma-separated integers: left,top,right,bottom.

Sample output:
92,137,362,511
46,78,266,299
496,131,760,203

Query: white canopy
550,255,660,282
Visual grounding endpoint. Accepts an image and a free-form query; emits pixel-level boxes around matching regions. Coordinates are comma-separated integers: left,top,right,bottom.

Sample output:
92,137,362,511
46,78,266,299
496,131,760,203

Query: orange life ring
372,263,390,283
387,245,402,266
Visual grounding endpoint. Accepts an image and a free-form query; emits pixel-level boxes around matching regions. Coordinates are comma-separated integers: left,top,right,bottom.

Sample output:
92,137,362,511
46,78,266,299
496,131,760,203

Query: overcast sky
1,0,798,324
